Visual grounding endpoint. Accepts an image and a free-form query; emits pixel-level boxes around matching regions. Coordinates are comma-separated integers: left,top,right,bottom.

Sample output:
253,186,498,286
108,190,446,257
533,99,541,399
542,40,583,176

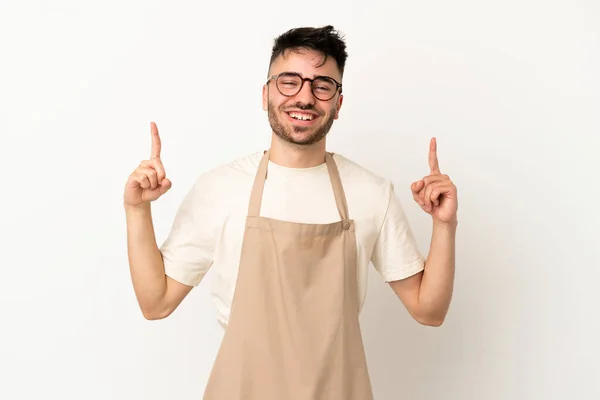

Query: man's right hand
124,122,172,207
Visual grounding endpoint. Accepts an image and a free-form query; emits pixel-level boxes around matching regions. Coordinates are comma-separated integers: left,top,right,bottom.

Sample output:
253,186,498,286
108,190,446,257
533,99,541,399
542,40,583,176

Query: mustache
281,103,321,114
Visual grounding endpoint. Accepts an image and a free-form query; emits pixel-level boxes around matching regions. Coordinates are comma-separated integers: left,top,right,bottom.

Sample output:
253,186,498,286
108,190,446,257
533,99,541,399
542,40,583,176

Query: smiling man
124,25,458,400
265,60,340,147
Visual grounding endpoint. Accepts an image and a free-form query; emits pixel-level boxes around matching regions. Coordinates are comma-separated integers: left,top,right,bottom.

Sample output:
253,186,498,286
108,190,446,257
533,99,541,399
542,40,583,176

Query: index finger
150,122,161,159
428,137,440,174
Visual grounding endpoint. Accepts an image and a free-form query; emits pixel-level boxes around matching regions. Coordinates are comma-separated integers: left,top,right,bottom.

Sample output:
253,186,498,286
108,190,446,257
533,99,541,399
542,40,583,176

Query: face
262,48,343,146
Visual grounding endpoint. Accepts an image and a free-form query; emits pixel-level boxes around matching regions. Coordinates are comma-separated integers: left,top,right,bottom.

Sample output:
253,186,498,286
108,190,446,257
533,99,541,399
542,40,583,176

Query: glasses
267,72,342,101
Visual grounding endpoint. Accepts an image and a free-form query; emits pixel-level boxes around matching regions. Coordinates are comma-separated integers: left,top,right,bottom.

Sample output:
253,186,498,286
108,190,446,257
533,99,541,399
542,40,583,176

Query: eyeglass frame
266,72,343,101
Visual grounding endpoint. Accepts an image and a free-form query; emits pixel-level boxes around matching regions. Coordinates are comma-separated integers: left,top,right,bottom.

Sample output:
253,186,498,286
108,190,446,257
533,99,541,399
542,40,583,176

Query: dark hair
268,25,348,77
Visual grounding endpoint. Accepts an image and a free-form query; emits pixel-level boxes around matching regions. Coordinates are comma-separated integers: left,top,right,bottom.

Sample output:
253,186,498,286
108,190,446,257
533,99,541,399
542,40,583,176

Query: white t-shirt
159,151,425,328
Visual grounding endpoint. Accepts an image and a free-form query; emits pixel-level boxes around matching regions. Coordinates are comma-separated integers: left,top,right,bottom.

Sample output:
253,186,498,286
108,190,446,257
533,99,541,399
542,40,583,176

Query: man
124,25,457,399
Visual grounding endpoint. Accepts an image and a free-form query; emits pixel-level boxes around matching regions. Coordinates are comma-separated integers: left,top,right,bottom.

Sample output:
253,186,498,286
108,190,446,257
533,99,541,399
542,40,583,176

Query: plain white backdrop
1,0,599,399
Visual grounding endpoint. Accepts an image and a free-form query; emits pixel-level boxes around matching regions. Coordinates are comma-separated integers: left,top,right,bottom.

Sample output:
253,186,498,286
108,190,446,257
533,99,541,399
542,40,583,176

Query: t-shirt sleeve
159,175,218,287
371,182,426,282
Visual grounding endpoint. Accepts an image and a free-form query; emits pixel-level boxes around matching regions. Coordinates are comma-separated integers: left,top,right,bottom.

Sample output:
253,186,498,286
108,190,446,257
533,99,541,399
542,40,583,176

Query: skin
124,47,457,326
124,123,190,320
394,137,458,326
262,48,343,168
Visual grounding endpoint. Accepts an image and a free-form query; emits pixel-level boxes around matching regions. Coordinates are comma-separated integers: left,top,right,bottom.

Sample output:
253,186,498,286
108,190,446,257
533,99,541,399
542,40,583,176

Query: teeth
289,112,314,121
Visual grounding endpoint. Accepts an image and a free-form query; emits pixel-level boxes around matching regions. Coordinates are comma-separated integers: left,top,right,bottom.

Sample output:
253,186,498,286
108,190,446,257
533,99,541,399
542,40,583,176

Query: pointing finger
150,122,161,159
428,137,440,174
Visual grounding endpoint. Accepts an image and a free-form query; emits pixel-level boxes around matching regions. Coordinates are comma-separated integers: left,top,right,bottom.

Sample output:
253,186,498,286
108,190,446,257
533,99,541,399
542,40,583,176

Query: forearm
125,203,168,318
418,219,457,324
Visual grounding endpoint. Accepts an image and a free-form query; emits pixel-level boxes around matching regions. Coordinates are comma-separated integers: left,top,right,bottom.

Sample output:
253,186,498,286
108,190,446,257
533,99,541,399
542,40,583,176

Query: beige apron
202,150,374,400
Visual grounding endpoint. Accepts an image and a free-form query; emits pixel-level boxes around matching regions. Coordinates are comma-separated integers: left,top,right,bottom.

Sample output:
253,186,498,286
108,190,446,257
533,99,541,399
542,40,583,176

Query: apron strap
248,150,270,217
248,150,349,221
324,152,350,221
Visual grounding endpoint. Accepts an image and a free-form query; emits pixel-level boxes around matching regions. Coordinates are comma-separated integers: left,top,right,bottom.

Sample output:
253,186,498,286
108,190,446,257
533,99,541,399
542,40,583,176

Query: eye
313,78,335,92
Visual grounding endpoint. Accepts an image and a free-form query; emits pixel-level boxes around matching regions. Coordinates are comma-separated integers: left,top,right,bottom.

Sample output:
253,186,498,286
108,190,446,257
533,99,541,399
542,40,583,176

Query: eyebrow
277,71,337,80
278,71,305,76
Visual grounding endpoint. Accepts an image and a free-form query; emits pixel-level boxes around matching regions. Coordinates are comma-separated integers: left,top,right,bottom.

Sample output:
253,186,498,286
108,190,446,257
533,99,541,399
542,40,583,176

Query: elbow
140,304,172,321
142,310,165,321
412,299,450,327
413,308,447,327
417,315,445,327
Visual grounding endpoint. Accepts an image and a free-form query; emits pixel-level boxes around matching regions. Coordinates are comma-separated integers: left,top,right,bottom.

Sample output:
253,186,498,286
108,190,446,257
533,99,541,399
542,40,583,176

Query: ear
262,84,268,111
334,94,343,120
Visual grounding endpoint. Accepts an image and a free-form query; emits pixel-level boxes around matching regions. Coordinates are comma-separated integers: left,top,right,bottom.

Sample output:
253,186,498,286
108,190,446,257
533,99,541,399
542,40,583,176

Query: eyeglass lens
276,74,337,100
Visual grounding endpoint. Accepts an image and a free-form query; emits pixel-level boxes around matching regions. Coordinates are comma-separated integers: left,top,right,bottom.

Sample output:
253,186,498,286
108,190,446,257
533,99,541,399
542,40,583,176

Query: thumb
411,180,424,193
159,178,172,195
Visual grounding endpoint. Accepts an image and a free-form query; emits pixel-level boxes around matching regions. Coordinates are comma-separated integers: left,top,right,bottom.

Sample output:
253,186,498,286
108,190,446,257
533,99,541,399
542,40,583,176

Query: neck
268,133,327,168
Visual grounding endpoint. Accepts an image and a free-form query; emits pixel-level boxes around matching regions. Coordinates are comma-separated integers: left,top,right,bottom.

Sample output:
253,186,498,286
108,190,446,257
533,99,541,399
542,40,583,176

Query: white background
1,0,599,399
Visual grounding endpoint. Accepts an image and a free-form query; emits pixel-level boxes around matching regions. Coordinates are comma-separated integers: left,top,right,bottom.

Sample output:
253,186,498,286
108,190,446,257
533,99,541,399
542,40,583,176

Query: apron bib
202,150,374,400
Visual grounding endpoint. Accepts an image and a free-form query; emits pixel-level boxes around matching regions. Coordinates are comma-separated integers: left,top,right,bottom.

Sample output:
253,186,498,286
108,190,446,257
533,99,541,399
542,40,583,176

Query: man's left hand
410,138,458,224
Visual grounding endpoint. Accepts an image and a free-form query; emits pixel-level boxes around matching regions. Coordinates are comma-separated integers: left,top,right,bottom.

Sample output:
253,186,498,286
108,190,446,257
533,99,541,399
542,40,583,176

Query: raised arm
390,137,458,326
124,122,192,320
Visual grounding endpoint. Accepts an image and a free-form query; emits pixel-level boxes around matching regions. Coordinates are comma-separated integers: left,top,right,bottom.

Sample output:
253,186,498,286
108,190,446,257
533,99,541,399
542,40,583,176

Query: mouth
285,111,319,125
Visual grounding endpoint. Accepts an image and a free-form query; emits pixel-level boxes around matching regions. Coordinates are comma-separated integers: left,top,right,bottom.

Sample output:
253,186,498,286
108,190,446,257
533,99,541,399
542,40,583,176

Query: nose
294,79,316,104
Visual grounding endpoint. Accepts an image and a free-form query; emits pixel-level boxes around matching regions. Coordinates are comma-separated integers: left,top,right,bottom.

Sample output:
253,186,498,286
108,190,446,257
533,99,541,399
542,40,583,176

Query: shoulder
194,151,262,186
184,151,263,206
204,151,262,181
331,153,396,225
332,153,393,200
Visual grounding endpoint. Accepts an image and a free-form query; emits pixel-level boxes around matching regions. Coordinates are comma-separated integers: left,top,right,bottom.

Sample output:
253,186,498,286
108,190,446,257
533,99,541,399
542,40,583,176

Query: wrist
124,202,151,216
433,217,458,230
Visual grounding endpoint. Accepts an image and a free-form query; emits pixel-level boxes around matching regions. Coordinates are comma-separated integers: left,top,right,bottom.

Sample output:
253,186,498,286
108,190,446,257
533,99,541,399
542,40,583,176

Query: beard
268,100,335,146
